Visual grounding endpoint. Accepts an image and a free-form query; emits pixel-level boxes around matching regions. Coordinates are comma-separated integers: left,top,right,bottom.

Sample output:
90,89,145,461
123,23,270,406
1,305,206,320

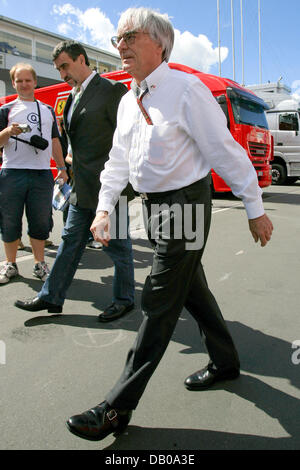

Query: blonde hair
10,63,37,82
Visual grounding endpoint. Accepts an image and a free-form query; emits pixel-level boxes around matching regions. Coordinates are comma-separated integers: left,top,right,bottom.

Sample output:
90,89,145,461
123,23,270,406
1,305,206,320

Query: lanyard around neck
34,99,43,136
136,89,153,126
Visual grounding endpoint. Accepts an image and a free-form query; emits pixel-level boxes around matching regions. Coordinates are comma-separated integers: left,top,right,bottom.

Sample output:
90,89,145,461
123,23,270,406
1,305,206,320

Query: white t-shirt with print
1,99,59,170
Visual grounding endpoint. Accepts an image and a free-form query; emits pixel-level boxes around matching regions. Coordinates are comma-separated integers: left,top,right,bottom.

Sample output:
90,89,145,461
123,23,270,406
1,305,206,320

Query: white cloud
52,4,228,72
292,92,300,101
57,22,72,36
291,80,300,101
53,3,78,16
170,29,228,72
291,80,300,89
52,3,116,52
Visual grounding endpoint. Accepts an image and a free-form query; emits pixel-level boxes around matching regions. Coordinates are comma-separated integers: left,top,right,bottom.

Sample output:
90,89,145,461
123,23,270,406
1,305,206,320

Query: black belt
135,188,179,201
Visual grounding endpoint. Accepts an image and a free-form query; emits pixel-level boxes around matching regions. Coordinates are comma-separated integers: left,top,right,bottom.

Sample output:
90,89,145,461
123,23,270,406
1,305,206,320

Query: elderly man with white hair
66,7,273,441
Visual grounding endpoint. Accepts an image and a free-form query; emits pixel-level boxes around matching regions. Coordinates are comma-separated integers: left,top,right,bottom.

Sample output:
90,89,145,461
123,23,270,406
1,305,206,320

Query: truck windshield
229,90,268,129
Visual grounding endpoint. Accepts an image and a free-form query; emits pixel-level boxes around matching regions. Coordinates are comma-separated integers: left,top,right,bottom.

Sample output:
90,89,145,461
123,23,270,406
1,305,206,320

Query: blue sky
1,0,300,95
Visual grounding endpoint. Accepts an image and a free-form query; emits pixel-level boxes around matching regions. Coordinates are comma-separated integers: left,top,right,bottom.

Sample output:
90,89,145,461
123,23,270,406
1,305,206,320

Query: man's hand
55,169,68,184
90,211,111,247
248,213,273,247
52,137,68,183
0,122,24,147
9,123,24,136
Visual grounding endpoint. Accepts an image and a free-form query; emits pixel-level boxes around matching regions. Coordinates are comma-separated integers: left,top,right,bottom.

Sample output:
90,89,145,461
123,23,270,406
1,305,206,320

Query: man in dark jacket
15,41,135,321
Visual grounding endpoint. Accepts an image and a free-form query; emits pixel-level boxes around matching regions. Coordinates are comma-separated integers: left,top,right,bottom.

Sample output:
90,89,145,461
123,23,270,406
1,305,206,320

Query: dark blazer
63,73,128,209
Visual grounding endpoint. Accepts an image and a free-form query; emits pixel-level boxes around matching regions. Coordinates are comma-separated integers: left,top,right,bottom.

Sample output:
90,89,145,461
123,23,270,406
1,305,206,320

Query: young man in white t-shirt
0,63,68,284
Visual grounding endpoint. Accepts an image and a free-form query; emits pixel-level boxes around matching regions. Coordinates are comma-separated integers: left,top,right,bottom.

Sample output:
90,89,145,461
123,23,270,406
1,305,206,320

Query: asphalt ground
0,183,299,451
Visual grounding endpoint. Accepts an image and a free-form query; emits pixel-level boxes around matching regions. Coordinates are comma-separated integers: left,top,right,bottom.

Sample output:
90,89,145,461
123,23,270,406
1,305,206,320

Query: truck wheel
272,163,287,185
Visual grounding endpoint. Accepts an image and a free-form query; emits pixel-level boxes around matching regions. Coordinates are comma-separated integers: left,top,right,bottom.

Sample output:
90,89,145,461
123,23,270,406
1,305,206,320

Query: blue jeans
39,203,134,306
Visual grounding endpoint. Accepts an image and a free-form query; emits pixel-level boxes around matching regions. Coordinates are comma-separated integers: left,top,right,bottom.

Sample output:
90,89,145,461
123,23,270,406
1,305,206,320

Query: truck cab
266,99,300,184
186,67,273,192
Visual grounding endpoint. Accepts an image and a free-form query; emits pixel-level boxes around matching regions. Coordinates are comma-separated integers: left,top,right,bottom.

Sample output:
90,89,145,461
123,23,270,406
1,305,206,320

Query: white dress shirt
97,61,264,219
67,70,96,125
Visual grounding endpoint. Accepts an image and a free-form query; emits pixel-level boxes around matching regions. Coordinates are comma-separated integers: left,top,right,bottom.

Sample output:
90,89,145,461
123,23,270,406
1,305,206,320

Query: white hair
118,7,174,62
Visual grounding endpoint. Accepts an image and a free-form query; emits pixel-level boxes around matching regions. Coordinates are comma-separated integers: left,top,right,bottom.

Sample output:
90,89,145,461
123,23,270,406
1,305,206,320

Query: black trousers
106,175,240,410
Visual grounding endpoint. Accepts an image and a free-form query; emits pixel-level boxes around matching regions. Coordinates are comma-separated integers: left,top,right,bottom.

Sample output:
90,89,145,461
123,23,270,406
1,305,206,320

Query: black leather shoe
98,303,134,323
184,364,240,390
14,296,62,314
66,401,132,441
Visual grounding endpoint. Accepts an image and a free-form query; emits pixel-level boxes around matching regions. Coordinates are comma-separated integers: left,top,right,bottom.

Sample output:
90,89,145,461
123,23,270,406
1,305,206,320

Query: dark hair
52,40,90,66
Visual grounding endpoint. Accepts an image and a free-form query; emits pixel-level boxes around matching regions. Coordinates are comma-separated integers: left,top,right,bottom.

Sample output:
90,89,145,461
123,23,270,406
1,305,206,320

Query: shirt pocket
143,124,176,166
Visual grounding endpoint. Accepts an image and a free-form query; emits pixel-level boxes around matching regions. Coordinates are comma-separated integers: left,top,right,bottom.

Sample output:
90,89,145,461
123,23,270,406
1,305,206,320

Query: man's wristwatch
57,166,67,170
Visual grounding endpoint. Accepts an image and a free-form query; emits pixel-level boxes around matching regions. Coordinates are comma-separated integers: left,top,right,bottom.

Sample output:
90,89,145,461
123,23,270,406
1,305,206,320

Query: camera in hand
18,123,48,150
18,124,31,133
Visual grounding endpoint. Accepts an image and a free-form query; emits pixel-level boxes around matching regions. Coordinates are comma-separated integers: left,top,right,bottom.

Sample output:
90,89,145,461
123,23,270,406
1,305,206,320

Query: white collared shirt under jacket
67,70,97,125
97,61,264,219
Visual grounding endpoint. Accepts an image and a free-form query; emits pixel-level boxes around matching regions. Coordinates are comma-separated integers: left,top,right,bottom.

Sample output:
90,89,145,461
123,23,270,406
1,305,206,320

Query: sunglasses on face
111,30,150,48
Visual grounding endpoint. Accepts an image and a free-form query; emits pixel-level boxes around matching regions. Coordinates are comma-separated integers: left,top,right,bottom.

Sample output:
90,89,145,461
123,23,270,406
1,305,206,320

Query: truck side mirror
216,95,226,104
215,95,230,130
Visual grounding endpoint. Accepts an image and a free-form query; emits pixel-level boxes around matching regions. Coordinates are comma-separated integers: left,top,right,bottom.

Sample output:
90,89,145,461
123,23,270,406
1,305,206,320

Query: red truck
0,63,273,190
